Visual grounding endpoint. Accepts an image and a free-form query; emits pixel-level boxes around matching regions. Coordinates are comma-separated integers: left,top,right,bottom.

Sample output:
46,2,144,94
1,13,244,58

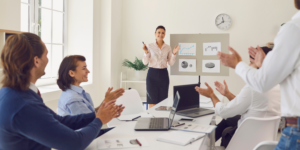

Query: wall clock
215,13,232,30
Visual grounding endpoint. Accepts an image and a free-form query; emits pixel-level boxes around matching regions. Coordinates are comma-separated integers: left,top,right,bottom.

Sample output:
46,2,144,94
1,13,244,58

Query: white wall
121,0,298,96
0,0,20,30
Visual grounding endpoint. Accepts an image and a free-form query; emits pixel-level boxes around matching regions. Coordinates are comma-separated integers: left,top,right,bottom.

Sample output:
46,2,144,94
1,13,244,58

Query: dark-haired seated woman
57,55,124,116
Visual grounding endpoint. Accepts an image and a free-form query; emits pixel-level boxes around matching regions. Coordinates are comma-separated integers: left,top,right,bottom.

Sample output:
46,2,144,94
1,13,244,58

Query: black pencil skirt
146,67,170,104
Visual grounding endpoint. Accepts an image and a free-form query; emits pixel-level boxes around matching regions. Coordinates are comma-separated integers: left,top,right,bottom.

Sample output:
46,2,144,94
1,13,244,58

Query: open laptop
134,91,181,131
174,77,215,118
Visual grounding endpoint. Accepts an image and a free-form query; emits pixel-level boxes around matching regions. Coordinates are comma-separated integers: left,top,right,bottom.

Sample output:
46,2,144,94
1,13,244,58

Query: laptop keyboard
179,108,209,114
149,118,165,129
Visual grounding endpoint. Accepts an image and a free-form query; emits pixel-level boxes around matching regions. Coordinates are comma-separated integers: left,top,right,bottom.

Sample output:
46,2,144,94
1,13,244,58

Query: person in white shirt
142,25,180,108
217,1,300,149
195,47,280,148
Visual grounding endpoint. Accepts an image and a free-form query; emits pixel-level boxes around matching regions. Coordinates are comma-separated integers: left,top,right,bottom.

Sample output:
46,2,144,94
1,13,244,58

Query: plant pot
135,70,146,81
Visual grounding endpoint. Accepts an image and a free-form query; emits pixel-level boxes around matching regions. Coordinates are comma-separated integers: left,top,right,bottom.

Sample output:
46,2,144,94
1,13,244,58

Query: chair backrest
115,89,145,115
253,141,278,150
226,116,281,150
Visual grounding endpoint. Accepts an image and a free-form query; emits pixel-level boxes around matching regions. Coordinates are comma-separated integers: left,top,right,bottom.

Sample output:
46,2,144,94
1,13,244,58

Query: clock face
215,13,232,30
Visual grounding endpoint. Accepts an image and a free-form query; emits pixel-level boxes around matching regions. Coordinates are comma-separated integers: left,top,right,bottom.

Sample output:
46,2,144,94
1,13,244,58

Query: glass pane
39,0,51,9
21,0,29,3
39,8,52,43
51,45,63,77
42,44,52,79
52,11,63,43
21,4,30,32
53,0,64,11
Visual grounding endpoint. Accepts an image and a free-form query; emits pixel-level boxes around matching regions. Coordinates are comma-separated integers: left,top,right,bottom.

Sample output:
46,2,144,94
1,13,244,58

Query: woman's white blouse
143,42,176,69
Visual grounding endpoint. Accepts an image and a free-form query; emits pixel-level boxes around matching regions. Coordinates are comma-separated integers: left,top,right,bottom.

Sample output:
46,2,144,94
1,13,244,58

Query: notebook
157,131,205,146
171,123,216,133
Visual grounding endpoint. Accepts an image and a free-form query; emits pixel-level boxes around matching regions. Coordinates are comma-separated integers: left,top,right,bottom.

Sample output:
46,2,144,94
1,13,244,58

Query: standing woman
143,25,180,108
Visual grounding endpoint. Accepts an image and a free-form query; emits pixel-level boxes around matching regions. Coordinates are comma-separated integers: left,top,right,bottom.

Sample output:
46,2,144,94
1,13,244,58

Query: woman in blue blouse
57,55,124,116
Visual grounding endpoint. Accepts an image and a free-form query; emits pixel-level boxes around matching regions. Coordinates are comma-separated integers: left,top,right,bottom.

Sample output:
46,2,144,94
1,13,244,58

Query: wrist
209,93,216,99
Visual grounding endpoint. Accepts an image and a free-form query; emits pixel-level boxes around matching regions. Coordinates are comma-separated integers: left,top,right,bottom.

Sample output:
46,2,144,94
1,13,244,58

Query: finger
205,82,211,89
250,58,255,63
228,46,237,55
224,80,228,88
256,45,265,54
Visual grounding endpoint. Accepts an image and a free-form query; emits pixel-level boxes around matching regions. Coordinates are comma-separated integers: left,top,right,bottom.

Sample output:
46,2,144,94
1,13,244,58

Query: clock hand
222,17,224,23
217,22,223,26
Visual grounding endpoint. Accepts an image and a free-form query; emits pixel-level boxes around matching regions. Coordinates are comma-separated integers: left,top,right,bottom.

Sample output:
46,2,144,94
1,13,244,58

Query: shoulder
58,89,82,105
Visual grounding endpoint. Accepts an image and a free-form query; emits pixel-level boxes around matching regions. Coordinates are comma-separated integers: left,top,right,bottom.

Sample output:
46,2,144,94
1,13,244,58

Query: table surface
86,95,224,150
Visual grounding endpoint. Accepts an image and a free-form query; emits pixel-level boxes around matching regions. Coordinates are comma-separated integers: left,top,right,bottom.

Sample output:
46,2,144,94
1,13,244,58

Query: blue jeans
275,118,300,150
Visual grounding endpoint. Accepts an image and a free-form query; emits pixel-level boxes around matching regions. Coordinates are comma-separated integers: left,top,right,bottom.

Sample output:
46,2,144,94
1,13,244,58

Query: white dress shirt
235,11,300,117
215,85,281,127
143,41,176,69
29,82,38,94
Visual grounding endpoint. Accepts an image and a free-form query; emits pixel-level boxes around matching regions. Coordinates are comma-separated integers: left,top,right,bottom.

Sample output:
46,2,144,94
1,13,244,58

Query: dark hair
249,46,272,60
295,0,300,10
1,33,44,91
155,25,166,32
57,55,86,91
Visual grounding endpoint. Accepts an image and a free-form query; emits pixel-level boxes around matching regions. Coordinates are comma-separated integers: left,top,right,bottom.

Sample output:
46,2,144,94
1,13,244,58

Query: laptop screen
168,91,180,127
173,84,200,111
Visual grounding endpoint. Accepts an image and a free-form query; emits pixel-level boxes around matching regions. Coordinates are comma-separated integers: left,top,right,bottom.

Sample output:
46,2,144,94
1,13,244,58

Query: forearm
210,93,221,107
142,52,150,65
225,92,236,101
168,53,176,66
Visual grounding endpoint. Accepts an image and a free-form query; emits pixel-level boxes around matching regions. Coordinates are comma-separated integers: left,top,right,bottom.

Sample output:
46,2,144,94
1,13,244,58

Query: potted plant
122,57,148,80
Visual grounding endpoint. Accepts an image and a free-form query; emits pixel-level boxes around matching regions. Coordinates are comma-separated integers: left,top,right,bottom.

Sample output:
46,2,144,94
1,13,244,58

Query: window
21,0,67,86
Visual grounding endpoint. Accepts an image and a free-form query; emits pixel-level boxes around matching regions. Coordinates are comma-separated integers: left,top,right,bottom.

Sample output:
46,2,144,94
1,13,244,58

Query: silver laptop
134,91,181,131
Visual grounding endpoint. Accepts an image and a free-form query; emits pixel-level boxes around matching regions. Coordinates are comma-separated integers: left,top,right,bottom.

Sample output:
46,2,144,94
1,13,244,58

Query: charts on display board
202,60,220,73
203,42,221,55
178,43,196,56
179,59,196,72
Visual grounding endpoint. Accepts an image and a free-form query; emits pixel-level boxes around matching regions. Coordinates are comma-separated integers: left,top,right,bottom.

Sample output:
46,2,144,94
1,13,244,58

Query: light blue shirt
58,85,95,116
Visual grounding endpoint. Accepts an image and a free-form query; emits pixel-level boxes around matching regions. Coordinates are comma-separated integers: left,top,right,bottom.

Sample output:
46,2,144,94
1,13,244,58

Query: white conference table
86,95,224,150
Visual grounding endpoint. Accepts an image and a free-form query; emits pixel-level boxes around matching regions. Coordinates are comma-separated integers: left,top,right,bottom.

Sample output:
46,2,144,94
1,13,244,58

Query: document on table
171,123,216,133
157,131,205,146
97,137,149,149
117,112,153,121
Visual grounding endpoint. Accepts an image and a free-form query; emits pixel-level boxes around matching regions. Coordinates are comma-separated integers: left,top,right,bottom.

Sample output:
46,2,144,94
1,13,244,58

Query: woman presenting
143,25,180,108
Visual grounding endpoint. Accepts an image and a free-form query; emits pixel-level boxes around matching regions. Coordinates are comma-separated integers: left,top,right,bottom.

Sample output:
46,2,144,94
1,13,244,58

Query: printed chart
203,42,221,55
178,43,196,56
179,59,196,72
202,60,220,73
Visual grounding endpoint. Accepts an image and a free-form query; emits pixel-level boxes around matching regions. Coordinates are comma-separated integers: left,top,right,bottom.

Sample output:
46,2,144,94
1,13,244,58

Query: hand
104,88,125,102
222,17,224,22
96,100,119,124
217,46,242,69
217,22,223,26
173,45,181,55
143,44,148,54
214,80,230,96
248,46,266,68
195,82,214,98
115,104,125,118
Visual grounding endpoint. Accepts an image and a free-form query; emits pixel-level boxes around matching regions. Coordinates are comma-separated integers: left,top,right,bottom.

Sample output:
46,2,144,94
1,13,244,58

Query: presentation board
170,34,229,76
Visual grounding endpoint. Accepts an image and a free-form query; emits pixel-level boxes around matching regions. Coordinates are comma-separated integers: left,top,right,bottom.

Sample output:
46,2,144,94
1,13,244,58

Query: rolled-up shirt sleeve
215,86,252,119
167,49,176,66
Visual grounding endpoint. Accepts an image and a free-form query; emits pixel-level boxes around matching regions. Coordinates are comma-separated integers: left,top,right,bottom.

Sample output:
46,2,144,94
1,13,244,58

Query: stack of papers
157,131,205,146
171,123,216,133
97,137,149,149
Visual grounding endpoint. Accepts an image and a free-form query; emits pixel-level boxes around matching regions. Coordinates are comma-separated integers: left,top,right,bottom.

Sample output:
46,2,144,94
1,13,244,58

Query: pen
132,116,141,121
174,123,185,127
136,139,142,146
142,41,148,50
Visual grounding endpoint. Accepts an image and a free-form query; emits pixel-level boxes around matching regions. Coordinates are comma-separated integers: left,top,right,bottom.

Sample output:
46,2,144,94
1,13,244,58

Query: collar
292,10,300,20
29,82,38,93
155,40,166,48
70,84,84,94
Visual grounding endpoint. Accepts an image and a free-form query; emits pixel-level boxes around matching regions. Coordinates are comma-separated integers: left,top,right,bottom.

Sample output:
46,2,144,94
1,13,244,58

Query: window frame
21,0,68,87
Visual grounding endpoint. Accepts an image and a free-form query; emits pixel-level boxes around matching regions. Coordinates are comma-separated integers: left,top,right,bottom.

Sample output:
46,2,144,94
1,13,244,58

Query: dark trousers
215,115,241,148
